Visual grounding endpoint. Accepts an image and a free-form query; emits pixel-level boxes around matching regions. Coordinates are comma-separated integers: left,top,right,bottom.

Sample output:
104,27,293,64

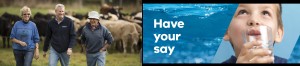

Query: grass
0,37,142,66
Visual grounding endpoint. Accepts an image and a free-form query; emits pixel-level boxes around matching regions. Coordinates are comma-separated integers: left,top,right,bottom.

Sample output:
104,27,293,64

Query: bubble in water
173,16,178,18
194,58,204,63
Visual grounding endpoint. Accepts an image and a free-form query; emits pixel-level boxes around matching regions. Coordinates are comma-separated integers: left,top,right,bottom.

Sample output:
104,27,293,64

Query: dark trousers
13,49,34,66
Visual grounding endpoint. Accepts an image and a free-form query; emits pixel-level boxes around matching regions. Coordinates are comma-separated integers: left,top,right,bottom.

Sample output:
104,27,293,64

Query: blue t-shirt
10,20,40,51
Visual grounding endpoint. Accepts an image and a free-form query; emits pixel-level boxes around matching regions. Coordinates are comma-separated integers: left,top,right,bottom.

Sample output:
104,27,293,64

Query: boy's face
224,4,284,56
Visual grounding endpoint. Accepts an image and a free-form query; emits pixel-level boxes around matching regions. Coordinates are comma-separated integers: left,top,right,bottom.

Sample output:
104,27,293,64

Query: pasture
0,36,142,66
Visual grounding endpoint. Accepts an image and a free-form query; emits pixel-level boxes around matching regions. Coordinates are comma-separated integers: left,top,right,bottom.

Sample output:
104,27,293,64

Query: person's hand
67,48,72,56
19,41,27,47
34,48,39,60
100,48,106,52
236,41,274,63
43,51,47,58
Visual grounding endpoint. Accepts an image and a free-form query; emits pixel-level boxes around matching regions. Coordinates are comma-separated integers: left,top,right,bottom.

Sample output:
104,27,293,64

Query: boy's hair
226,4,283,34
277,4,283,30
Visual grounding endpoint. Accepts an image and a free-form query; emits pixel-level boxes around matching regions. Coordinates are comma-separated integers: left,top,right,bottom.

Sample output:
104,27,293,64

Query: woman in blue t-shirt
10,6,40,66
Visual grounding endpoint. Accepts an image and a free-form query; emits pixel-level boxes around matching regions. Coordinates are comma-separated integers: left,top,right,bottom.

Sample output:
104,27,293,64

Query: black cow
0,12,21,48
99,5,127,20
76,25,86,53
0,17,9,47
33,12,54,37
131,11,142,21
130,11,142,27
73,13,88,20
109,6,127,20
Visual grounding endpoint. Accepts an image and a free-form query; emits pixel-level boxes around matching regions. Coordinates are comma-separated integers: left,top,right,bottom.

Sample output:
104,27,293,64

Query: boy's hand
236,41,274,63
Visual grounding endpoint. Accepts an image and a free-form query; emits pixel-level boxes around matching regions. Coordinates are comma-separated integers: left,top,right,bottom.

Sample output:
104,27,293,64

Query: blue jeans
49,46,70,66
86,51,106,66
13,48,34,66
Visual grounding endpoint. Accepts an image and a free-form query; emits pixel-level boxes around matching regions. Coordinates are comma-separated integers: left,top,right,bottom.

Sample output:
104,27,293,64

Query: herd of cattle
0,8,142,54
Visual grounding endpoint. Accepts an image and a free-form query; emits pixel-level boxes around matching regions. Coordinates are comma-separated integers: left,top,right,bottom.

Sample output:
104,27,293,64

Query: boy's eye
262,11,270,16
238,10,248,15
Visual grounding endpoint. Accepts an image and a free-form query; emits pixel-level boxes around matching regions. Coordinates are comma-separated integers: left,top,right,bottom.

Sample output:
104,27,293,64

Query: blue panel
288,35,300,63
143,4,238,63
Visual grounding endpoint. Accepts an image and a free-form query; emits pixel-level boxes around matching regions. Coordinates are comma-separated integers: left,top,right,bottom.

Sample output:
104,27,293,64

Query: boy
223,4,287,63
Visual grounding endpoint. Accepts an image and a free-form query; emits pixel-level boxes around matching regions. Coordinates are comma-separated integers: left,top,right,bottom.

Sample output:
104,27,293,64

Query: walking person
81,11,114,66
10,6,40,66
43,4,76,66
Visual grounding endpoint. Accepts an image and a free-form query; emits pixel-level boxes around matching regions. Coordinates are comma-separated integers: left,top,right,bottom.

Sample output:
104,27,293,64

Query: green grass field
0,37,142,66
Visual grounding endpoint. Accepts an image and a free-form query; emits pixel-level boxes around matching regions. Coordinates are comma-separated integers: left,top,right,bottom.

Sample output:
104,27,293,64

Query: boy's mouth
245,25,272,43
247,29,261,36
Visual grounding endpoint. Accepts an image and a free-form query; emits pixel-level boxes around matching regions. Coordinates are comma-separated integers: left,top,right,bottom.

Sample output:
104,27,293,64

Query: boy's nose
247,16,261,26
248,21,260,26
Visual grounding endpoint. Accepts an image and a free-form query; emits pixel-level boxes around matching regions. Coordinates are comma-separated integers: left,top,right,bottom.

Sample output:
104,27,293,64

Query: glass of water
243,25,274,62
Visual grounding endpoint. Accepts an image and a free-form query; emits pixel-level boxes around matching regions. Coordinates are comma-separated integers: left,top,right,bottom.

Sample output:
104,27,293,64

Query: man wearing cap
81,11,114,66
43,4,76,66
